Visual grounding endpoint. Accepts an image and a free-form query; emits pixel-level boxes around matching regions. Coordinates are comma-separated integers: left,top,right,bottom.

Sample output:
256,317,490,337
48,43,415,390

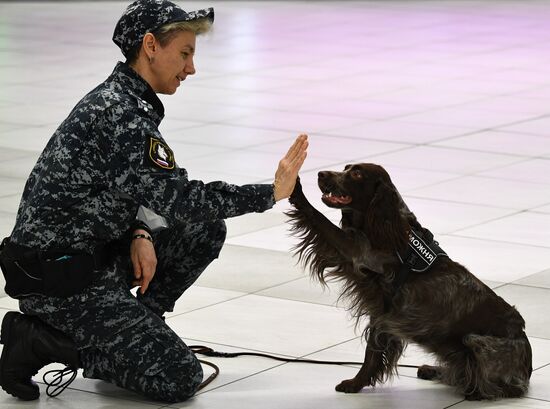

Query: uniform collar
112,62,165,120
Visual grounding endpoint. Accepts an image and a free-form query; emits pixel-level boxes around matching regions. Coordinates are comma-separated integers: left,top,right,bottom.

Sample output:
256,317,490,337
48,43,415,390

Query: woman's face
149,30,197,95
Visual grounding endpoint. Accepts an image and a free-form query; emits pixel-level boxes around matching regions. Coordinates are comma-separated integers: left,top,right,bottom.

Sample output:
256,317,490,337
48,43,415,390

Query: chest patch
147,137,175,170
397,229,447,272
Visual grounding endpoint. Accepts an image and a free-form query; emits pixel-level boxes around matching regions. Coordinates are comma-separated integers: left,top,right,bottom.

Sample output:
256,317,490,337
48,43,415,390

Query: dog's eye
350,169,363,180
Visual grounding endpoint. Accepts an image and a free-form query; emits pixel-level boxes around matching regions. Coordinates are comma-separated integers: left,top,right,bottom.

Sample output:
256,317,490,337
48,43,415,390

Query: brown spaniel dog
287,163,532,400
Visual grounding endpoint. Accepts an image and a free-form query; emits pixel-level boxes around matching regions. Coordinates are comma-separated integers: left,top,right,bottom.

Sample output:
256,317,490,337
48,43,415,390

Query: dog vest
391,228,447,295
397,229,447,273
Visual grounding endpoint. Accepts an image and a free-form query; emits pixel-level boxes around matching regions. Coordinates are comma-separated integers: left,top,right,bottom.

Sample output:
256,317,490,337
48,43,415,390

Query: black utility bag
0,237,106,298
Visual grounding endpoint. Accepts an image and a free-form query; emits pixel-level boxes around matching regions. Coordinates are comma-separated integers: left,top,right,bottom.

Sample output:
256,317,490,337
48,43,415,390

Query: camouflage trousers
18,220,227,403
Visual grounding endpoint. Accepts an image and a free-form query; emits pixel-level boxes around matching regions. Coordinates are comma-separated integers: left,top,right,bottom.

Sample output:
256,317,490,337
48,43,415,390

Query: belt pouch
39,254,95,298
0,237,97,298
0,238,44,298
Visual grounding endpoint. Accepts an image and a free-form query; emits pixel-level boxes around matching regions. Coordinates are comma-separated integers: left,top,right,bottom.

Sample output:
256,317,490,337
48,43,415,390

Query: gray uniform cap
113,0,214,57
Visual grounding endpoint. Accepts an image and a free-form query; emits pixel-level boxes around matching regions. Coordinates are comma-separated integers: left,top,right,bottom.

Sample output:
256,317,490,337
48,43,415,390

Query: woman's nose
186,57,196,75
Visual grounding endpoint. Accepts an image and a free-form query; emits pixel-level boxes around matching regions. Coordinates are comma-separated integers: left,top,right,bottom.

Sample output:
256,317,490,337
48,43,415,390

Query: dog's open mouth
321,191,353,206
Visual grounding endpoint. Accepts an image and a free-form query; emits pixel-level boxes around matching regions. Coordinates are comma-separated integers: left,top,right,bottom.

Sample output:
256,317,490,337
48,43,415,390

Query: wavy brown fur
286,163,532,400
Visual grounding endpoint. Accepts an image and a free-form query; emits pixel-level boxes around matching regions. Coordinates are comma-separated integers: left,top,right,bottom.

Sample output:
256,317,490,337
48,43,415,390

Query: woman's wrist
132,231,153,243
273,178,283,202
130,220,153,236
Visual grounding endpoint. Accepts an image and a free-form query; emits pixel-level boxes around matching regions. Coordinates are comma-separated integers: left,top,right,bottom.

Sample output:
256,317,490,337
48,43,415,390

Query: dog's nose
318,171,328,179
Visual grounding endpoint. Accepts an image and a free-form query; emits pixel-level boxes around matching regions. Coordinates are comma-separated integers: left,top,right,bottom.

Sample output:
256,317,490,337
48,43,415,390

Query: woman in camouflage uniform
0,0,308,403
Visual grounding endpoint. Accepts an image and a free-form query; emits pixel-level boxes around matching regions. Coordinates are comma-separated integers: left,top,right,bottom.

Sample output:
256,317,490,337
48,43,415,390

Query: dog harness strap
387,228,448,310
397,229,447,273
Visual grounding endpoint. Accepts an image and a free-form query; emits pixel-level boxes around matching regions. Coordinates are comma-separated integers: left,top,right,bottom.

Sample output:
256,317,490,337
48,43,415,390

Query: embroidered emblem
148,137,175,170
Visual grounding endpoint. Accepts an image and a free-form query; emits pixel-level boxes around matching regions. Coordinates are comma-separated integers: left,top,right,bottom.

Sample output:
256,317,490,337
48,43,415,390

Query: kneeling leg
82,314,203,403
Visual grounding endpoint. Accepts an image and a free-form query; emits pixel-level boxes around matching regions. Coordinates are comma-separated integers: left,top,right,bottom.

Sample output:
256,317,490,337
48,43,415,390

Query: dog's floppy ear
366,181,408,251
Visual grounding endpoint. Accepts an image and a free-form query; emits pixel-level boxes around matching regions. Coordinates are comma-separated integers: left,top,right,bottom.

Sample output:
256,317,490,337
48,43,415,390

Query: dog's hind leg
460,333,532,399
417,365,443,381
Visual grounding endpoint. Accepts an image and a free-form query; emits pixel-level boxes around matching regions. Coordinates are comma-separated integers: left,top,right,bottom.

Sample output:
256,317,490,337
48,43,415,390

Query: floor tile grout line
181,337,303,360
533,362,550,372
509,282,550,292
403,186,550,211
524,396,550,404
196,360,289,396
383,192,535,212
164,292,252,319
462,168,550,188
165,270,348,319
446,209,531,236
424,144,550,165
447,232,550,250
31,376,165,407
443,399,466,409
204,95,550,143
189,336,367,396
165,285,347,321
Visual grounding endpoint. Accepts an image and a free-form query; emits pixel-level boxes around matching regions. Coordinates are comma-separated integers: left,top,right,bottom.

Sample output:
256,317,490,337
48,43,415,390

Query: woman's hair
126,18,213,64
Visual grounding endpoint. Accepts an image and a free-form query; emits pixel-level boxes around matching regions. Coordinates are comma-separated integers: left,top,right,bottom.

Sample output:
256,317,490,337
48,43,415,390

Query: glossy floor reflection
1,1,550,408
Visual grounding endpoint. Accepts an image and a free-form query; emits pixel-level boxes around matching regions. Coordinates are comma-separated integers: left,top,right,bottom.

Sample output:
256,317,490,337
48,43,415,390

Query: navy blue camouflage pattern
113,0,214,57
10,60,275,401
11,62,274,253
20,219,226,402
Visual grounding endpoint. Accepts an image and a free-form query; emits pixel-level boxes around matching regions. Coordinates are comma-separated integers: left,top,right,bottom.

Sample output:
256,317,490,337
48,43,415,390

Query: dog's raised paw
335,379,364,393
289,179,305,205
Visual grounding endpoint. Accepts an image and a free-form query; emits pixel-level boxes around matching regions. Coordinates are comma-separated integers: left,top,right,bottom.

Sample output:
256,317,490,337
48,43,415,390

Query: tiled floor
1,1,550,408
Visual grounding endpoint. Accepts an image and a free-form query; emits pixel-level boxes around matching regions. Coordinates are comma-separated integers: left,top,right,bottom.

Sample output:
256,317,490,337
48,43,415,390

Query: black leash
41,346,419,395
190,345,419,390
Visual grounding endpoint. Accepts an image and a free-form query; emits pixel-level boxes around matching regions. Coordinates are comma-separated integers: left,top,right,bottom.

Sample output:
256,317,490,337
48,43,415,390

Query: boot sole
0,312,40,400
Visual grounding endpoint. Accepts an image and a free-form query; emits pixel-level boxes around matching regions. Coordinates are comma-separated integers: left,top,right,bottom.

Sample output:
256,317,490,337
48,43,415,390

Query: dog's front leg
336,327,402,393
287,178,358,260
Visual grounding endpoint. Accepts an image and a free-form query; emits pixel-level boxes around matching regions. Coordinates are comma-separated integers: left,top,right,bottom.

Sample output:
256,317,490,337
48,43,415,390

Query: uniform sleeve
99,104,276,225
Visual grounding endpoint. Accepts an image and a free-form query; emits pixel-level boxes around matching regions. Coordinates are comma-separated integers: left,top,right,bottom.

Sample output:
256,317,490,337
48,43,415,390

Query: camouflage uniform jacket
10,62,275,253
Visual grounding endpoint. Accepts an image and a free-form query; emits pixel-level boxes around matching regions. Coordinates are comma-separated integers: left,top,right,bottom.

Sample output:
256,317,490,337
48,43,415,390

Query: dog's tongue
323,193,352,205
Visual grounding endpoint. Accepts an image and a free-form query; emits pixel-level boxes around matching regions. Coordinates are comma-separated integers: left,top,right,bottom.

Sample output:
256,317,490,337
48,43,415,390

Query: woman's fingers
284,133,308,160
139,269,154,294
273,134,308,201
129,235,157,294
138,256,157,294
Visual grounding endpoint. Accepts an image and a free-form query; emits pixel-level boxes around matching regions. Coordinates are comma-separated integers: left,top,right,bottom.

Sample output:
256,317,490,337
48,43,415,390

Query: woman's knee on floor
141,350,204,403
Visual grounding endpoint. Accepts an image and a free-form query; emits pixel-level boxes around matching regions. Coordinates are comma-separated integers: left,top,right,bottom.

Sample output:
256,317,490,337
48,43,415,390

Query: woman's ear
142,32,158,62
366,181,408,251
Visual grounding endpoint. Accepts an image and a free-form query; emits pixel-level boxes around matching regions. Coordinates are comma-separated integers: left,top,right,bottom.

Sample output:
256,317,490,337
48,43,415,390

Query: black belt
0,237,110,299
2,238,109,269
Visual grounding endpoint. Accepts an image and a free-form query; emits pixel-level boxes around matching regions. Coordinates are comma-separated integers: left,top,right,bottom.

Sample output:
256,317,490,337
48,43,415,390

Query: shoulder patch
147,136,175,170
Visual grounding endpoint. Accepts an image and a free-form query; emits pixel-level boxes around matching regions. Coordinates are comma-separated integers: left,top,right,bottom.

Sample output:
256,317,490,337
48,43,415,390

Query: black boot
0,311,80,400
